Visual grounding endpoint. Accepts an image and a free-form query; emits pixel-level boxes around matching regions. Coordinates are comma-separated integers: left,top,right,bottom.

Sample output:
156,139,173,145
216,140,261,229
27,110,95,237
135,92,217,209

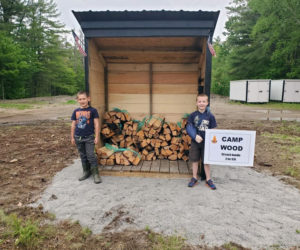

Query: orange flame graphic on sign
212,135,217,143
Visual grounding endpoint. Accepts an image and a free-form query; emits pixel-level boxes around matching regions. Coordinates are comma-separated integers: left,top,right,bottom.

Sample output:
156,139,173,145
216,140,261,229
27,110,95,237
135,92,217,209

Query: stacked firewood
97,144,141,166
97,110,191,165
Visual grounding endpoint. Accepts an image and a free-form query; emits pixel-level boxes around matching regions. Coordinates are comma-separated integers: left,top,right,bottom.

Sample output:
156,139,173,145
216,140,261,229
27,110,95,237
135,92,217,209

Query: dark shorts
189,141,205,163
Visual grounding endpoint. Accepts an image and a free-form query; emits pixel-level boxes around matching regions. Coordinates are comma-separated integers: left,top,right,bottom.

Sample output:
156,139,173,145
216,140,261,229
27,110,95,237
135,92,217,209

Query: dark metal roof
72,10,219,22
72,10,220,38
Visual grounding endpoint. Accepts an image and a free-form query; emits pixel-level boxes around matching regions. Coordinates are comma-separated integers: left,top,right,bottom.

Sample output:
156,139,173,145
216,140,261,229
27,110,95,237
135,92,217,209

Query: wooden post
84,37,89,93
149,63,153,116
104,66,108,112
204,37,212,103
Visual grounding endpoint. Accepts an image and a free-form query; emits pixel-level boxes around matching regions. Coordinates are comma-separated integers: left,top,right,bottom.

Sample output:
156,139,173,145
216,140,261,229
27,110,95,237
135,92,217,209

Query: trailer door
284,80,300,102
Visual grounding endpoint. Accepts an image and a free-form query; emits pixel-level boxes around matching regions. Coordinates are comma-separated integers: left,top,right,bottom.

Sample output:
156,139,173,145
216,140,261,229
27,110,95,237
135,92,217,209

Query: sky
54,0,231,41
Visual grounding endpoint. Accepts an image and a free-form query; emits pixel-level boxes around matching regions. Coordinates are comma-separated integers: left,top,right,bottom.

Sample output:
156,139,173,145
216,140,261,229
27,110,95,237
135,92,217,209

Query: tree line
212,0,300,96
0,0,84,99
1,0,299,99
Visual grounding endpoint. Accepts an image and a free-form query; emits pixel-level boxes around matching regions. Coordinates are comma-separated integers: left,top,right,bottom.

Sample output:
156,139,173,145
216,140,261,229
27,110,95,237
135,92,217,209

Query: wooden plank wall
107,63,198,122
88,39,105,146
108,63,150,120
152,64,198,121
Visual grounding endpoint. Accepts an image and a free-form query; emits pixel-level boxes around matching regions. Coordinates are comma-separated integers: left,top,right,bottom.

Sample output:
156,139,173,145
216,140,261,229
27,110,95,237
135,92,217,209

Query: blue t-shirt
71,107,99,137
187,110,217,142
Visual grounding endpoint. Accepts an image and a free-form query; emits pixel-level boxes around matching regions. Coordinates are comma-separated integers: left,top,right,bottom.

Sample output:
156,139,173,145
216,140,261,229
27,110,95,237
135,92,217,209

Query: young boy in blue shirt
186,93,217,189
71,91,102,184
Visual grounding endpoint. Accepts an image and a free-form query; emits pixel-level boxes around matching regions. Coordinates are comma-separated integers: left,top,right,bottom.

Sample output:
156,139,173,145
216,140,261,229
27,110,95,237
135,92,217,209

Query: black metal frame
268,79,271,102
282,80,286,102
246,80,249,103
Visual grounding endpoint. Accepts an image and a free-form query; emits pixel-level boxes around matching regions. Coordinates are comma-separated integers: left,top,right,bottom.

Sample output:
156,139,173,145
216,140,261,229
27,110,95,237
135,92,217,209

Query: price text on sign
204,129,256,166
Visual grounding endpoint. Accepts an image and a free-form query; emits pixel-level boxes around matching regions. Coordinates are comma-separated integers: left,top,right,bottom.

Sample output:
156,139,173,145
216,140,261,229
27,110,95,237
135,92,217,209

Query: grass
0,100,50,110
146,227,185,250
261,131,300,181
81,226,92,239
285,167,299,177
63,100,77,105
261,132,300,144
0,103,34,110
296,229,300,234
222,242,240,250
0,209,41,248
229,101,300,110
279,122,300,134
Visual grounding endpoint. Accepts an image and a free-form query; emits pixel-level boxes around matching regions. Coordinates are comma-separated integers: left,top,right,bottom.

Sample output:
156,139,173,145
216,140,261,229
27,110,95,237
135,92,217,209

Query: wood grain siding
105,60,199,121
95,37,202,50
101,50,200,63
108,72,149,84
153,72,198,85
88,39,105,146
152,63,198,121
108,63,150,118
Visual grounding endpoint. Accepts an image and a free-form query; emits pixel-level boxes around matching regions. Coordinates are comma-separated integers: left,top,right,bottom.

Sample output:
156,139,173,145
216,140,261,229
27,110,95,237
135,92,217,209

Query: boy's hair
196,93,208,101
76,91,89,98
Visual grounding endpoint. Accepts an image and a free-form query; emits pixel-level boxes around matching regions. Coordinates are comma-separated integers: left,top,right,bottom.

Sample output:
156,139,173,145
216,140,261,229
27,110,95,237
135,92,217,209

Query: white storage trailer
230,80,270,103
270,79,300,103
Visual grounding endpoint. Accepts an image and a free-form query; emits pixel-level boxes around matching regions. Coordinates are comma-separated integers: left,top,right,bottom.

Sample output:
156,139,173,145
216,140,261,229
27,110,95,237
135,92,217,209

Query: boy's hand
71,138,75,145
195,135,203,143
94,137,99,145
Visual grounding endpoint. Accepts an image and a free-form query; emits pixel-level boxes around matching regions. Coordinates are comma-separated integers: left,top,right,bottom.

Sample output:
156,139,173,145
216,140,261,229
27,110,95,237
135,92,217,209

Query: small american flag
72,30,87,57
207,39,216,57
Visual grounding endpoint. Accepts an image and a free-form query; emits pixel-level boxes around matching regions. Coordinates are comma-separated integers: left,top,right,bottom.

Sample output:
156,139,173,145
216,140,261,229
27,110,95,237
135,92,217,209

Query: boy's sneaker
188,177,198,187
206,179,216,190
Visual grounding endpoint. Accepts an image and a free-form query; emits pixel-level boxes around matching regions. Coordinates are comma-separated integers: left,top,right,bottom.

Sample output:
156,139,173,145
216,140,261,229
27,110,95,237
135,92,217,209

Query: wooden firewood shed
73,10,219,162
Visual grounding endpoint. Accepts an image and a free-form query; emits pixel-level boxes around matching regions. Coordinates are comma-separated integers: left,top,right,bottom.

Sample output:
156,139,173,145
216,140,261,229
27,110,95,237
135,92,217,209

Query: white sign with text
204,129,256,166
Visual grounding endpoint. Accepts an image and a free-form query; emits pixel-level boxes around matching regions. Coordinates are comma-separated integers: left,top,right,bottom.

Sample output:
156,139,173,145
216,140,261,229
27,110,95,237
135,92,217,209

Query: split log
168,154,177,161
97,146,115,159
146,151,155,161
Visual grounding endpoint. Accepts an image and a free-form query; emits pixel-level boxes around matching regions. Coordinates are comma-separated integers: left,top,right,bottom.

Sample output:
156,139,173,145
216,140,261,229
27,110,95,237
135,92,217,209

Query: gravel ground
34,159,300,249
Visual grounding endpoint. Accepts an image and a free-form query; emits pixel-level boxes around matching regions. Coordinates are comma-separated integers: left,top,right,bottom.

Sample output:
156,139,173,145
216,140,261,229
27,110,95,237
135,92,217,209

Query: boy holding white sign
186,94,217,189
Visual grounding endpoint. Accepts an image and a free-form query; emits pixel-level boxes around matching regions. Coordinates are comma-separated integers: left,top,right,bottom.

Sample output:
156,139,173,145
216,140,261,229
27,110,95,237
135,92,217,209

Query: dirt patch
102,205,134,232
0,120,78,213
0,96,77,123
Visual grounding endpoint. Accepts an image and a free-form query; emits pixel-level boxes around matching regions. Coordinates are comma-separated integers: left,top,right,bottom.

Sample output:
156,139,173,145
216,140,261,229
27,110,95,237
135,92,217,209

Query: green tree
0,31,28,99
224,0,266,79
250,0,300,78
0,0,25,32
211,38,231,96
0,0,84,99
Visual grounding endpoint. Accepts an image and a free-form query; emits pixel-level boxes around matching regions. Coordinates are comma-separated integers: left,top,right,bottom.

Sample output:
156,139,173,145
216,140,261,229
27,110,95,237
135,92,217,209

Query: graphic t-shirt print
76,111,91,129
194,116,210,131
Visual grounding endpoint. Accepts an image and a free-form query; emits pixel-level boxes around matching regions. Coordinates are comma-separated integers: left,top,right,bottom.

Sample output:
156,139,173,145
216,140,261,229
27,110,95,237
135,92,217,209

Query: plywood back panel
108,63,149,72
152,63,198,117
106,60,199,121
153,72,198,85
108,72,149,84
108,63,150,117
153,63,198,72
